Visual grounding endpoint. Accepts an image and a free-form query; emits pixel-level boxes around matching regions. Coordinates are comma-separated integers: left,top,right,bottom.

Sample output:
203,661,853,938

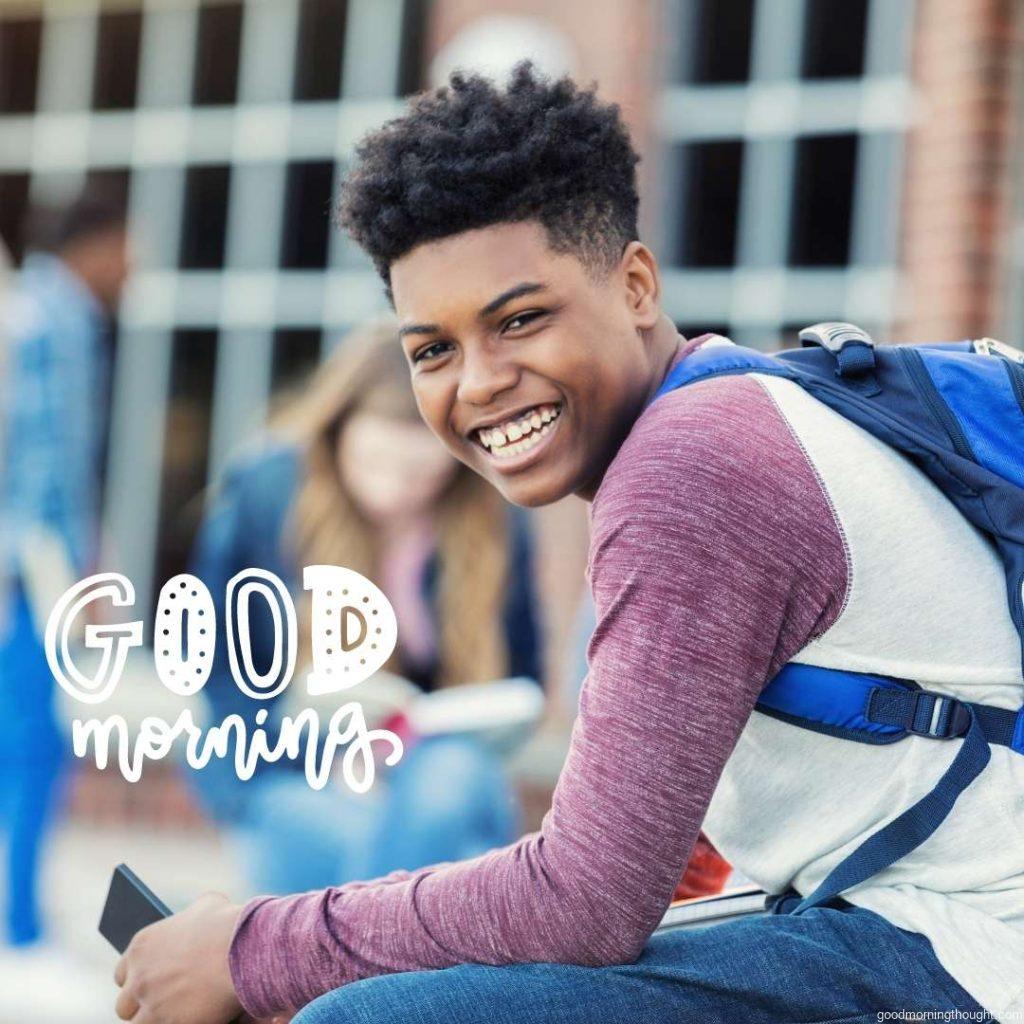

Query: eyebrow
398,281,548,339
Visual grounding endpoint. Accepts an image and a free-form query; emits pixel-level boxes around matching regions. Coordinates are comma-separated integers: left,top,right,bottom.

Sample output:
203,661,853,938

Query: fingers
114,953,137,1020
114,982,140,1021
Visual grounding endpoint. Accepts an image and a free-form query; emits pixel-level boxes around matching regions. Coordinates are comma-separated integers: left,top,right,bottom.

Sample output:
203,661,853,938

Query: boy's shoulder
586,364,849,613
594,370,802,519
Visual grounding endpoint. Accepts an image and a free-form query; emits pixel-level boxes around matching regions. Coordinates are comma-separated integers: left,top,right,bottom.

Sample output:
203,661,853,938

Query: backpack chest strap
758,663,1011,915
864,684,1024,751
758,662,1024,753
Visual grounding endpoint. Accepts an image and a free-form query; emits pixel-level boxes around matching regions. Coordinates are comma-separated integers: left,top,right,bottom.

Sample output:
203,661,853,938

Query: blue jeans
0,586,65,945
233,734,519,896
292,902,986,1024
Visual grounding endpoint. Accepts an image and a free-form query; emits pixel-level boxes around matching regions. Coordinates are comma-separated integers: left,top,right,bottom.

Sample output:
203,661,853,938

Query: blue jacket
1,254,109,584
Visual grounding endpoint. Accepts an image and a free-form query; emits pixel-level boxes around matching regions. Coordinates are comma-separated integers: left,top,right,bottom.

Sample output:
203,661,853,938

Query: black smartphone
99,863,173,954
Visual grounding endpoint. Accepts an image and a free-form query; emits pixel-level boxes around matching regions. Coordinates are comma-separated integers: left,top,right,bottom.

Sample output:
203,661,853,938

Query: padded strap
759,663,1022,750
652,339,790,406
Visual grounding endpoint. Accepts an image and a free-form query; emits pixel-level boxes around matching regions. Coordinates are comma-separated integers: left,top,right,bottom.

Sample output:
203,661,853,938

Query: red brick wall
897,0,1022,341
67,762,211,830
425,0,660,233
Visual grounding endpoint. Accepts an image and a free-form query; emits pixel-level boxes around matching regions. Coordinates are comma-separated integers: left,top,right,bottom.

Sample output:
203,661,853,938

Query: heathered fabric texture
228,345,850,1018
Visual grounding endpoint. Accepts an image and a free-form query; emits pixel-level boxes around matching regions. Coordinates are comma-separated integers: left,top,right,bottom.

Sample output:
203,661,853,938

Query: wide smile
470,402,563,475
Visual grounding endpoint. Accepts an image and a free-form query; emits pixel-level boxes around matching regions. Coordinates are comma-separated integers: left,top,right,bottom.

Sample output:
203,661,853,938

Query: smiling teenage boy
114,64,1023,1024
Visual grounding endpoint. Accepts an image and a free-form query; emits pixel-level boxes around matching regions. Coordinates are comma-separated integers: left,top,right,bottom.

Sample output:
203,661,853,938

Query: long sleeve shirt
227,339,850,1018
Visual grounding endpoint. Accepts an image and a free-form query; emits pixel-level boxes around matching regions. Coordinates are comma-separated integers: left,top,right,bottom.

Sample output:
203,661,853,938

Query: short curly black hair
337,61,641,301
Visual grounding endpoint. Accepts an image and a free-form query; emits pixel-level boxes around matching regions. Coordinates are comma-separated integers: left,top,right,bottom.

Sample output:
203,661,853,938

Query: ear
620,241,661,332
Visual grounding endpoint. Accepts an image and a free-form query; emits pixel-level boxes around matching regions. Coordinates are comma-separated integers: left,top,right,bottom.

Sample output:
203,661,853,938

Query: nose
456,345,518,407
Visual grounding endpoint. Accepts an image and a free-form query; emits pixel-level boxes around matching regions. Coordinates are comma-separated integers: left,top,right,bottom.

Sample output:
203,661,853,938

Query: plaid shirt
0,253,109,584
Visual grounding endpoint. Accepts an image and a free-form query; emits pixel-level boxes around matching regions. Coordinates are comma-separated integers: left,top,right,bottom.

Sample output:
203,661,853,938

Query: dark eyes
412,340,453,364
502,309,545,332
411,310,547,365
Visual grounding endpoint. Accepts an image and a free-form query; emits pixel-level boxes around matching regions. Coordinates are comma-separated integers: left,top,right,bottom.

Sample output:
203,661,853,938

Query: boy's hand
114,892,244,1023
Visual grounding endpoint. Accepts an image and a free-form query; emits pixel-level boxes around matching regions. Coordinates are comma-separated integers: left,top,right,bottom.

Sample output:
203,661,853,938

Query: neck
377,512,435,551
574,315,684,503
642,313,686,407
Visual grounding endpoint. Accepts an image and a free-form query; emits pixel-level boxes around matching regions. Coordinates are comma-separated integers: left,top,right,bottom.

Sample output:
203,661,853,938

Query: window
676,141,744,267
154,329,219,592
0,17,41,114
179,166,232,269
789,134,858,266
802,0,869,79
193,2,243,106
272,328,322,399
684,0,754,84
85,167,132,214
677,323,730,341
93,9,142,110
397,0,428,96
779,323,809,350
280,161,335,269
293,0,347,101
0,173,31,263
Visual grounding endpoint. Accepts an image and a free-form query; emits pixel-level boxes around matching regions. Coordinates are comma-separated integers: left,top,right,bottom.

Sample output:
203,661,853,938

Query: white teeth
476,404,561,456
486,419,555,459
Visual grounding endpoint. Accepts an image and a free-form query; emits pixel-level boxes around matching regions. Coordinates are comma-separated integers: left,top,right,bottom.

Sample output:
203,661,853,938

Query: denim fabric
0,586,65,945
0,253,108,581
292,902,986,1024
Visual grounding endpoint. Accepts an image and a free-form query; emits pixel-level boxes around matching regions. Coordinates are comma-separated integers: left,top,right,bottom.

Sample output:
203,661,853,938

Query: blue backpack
652,323,1024,915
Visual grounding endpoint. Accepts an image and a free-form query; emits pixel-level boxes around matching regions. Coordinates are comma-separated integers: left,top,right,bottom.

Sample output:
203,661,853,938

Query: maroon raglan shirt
227,339,850,1018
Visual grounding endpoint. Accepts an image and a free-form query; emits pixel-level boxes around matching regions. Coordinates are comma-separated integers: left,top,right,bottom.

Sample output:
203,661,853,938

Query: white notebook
656,885,768,932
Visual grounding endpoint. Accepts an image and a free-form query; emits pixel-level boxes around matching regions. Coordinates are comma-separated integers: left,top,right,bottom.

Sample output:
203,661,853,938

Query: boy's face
390,220,662,507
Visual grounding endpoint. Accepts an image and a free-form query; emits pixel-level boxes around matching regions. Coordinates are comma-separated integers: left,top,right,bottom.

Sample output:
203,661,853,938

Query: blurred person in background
0,190,130,949
189,319,542,895
0,238,12,626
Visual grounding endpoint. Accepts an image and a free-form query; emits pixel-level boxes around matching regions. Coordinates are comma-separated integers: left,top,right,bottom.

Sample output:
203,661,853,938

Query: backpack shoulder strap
656,324,877,406
653,336,793,406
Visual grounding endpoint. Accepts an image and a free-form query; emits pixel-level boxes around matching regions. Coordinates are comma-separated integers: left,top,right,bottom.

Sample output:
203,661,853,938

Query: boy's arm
228,377,849,1018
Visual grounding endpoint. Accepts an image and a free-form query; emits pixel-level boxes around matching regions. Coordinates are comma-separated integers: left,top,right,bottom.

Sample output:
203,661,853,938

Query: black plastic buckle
907,692,971,739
